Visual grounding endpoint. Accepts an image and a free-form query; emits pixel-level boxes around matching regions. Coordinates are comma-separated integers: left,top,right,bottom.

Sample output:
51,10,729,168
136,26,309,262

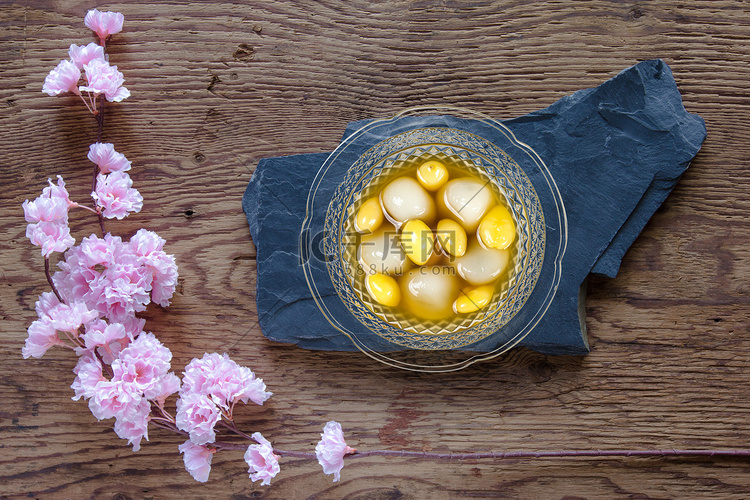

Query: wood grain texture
1,0,750,498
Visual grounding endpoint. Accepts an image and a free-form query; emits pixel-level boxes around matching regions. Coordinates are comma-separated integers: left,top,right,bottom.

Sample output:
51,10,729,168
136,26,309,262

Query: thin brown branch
44,257,64,303
90,95,106,235
219,419,254,441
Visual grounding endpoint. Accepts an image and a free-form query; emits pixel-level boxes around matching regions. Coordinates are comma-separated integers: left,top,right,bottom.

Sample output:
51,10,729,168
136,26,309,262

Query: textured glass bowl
301,107,567,372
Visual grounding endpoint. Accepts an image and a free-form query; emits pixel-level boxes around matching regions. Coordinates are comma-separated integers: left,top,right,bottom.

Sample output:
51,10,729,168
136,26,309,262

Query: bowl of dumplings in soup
303,107,565,361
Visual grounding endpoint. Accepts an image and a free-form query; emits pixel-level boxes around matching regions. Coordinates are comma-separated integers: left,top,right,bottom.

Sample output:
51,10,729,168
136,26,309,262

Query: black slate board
243,59,706,355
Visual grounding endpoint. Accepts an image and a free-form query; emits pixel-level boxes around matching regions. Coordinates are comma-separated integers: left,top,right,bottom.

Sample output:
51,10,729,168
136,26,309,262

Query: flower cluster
23,219,181,454
43,51,129,107
22,179,175,359
22,143,142,260
43,10,128,112
26,8,359,488
88,142,142,219
175,353,274,482
22,176,76,257
51,229,175,319
73,333,180,451
25,7,179,456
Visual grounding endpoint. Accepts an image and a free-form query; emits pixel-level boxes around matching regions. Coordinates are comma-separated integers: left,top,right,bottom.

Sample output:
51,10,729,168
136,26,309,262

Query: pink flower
79,320,128,363
42,59,81,96
92,171,142,219
35,291,61,319
21,319,62,358
232,370,271,406
80,233,121,268
24,176,74,221
120,313,146,341
87,143,131,174
46,301,99,334
22,197,68,223
53,245,100,303
23,176,76,257
128,229,165,256
69,43,105,69
181,353,272,408
176,392,222,445
148,255,178,307
82,320,127,348
88,261,151,321
180,354,218,394
26,221,75,257
179,441,214,483
42,175,73,202
245,432,280,486
113,397,150,451
315,421,356,482
128,229,178,307
80,59,129,102
71,354,105,401
150,372,181,406
112,332,172,397
140,250,178,306
88,378,143,421
84,9,124,44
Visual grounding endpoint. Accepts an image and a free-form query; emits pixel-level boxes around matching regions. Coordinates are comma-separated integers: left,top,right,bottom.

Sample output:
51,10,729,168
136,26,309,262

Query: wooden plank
1,0,749,497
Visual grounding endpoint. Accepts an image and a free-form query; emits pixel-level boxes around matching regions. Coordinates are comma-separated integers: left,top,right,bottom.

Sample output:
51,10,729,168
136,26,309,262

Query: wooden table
2,1,749,498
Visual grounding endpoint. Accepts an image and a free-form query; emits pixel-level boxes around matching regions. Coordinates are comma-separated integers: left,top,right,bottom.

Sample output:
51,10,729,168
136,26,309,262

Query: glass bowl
301,106,567,372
